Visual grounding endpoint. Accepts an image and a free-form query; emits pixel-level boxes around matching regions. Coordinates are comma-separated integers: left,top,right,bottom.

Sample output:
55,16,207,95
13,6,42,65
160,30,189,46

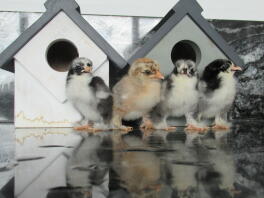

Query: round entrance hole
171,40,201,64
46,40,79,72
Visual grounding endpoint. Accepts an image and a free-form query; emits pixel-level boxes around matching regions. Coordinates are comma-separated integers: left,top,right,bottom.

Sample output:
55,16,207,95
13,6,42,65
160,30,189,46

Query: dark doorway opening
46,40,79,72
171,40,201,64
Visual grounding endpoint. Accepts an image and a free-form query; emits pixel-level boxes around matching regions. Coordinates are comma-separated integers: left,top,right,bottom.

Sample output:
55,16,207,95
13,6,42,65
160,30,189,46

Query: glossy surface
6,121,263,198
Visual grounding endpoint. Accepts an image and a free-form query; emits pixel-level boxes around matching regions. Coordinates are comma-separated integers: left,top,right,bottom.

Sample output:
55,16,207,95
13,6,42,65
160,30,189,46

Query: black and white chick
66,57,113,131
197,59,242,130
147,59,202,131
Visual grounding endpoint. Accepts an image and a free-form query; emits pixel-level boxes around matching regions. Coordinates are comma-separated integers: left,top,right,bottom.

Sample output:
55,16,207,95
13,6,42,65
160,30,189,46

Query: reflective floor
1,121,264,198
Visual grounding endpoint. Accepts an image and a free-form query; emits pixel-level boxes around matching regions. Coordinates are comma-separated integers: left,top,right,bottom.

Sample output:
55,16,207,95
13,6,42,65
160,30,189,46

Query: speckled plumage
149,59,200,130
66,57,113,130
112,58,164,131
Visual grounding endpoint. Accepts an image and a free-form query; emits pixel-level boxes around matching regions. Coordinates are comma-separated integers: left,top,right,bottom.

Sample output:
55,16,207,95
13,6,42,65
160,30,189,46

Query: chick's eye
144,70,152,75
221,64,228,70
190,68,196,75
87,63,92,66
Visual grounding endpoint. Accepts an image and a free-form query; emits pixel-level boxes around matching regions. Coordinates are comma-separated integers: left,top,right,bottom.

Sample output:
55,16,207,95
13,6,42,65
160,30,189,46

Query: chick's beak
82,66,92,73
153,71,164,80
231,65,242,72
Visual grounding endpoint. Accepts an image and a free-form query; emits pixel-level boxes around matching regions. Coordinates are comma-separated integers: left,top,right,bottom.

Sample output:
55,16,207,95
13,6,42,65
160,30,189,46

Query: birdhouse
126,0,243,76
0,0,127,128
114,0,243,126
0,0,244,128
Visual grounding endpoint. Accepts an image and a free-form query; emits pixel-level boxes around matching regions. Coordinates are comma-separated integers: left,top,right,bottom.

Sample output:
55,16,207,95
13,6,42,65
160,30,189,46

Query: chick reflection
165,131,199,197
66,132,113,198
111,130,165,198
194,130,236,198
162,129,236,198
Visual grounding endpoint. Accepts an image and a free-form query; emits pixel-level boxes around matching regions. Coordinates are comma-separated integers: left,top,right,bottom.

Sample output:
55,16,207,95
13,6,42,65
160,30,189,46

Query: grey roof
0,0,127,72
128,0,244,67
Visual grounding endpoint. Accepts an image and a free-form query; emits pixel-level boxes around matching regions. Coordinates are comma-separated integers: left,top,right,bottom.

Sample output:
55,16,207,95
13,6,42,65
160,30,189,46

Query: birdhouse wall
15,60,82,128
146,16,227,75
14,11,108,101
14,11,110,128
15,60,109,128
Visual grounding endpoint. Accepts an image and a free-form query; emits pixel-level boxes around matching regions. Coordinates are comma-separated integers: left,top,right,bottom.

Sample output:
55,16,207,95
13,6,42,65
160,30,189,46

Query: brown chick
112,58,164,131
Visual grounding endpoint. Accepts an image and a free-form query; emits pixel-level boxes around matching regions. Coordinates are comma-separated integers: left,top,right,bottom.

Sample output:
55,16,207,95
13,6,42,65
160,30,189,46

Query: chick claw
73,124,93,131
185,124,208,133
211,124,230,131
119,125,133,132
164,126,176,131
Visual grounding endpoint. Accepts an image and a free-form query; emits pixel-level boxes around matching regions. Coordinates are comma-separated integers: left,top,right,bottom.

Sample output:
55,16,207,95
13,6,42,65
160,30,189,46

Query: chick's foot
164,126,177,131
73,124,93,131
212,124,230,131
185,124,208,132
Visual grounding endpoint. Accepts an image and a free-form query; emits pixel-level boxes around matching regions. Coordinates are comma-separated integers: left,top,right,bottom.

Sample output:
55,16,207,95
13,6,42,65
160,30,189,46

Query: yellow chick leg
73,124,93,131
112,107,133,132
211,124,230,131
185,124,209,133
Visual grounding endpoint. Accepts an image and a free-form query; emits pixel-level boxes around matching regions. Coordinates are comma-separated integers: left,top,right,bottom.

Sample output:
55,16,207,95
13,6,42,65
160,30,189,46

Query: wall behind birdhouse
0,0,263,21
0,12,264,121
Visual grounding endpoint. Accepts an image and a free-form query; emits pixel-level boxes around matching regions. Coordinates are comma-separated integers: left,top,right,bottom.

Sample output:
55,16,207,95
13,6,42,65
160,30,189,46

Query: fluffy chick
66,57,113,131
148,59,202,131
112,58,164,131
198,59,242,130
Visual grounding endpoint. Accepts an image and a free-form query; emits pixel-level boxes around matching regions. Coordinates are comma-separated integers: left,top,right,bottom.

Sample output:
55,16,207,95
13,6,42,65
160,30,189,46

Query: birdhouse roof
128,0,244,67
0,0,127,72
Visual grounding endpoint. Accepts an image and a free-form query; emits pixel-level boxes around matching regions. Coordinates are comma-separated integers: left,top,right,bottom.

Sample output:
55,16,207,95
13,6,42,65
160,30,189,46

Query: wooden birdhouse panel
15,60,82,128
93,59,110,86
15,11,108,103
146,16,227,75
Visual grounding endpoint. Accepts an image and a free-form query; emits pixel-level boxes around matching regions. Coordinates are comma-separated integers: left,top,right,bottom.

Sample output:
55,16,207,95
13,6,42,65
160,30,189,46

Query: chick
148,59,202,131
112,58,164,131
197,59,242,130
66,57,113,131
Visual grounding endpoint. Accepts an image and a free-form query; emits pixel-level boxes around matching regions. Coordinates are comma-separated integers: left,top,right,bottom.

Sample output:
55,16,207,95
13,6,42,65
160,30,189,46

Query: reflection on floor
1,121,264,198
0,124,15,192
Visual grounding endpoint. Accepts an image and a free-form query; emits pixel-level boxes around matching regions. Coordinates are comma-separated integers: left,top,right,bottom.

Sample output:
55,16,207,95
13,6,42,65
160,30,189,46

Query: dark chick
66,57,113,132
198,59,242,130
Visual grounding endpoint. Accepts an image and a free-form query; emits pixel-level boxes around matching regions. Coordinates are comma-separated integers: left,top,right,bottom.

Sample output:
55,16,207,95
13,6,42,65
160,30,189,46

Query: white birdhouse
0,0,127,128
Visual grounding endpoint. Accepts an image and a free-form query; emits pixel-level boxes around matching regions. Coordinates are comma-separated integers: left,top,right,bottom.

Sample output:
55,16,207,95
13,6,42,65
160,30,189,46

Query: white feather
96,90,110,99
66,74,101,122
201,72,236,118
167,75,199,116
